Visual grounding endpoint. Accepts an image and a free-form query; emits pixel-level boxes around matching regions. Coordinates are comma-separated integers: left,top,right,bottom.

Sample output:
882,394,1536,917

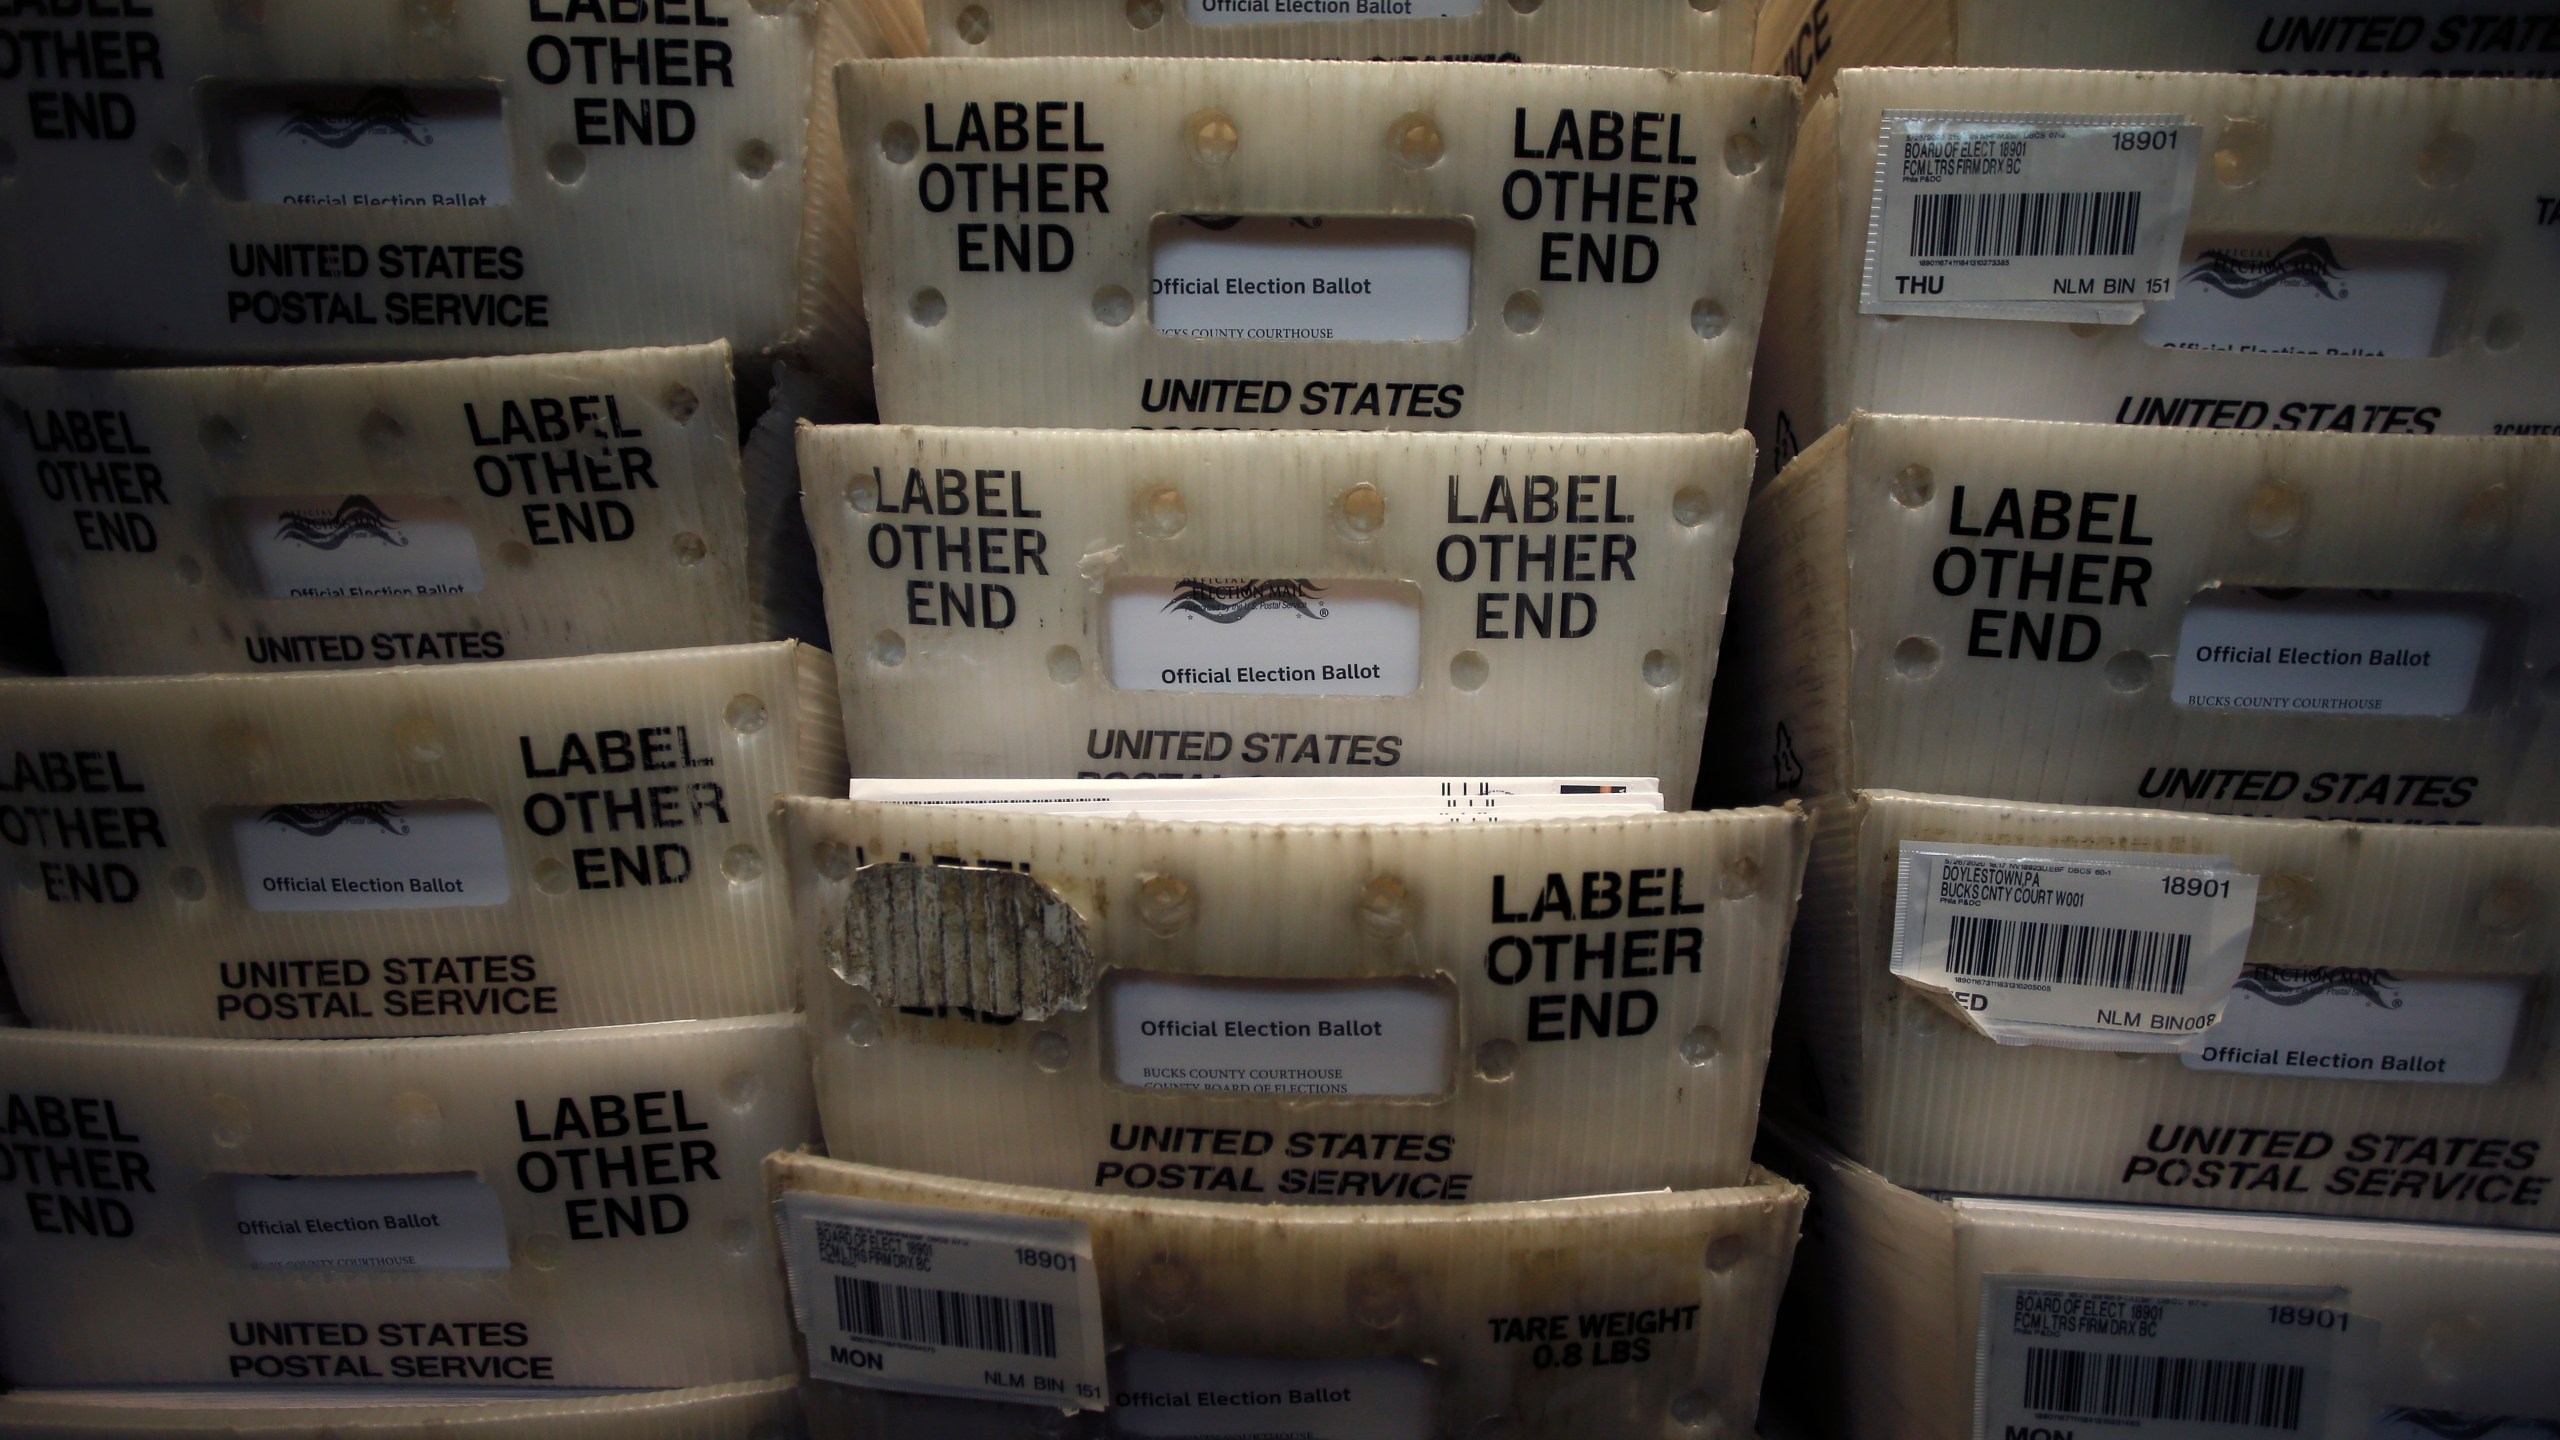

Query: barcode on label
835,1274,1060,1359
1910,189,2142,260
1946,914,2192,994
2024,1348,2306,1432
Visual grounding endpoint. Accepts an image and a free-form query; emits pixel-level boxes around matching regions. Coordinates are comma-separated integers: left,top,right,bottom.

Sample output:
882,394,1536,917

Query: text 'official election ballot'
782,797,1806,1204
798,426,1750,798
1773,791,2560,1230
0,0,866,369
0,345,791,675
772,1152,1804,1433
835,58,1796,432
1750,70,2560,480
1759,0,2560,93
859,0,1758,69
0,1380,804,1440
0,643,845,1038
1762,1123,2560,1440
0,1017,814,1388
1710,416,2557,824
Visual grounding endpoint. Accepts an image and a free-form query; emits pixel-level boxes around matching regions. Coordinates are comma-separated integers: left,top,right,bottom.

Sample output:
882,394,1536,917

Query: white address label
2172,589,2493,717
1151,217,1473,343
1863,111,2200,324
232,1174,510,1271
2181,968,2526,1085
232,800,511,912
1891,842,2257,1050
235,495,488,600
1113,1350,1437,1439
1188,0,1484,25
1108,975,1456,1097
778,1193,1109,1412
1977,1278,2369,1440
1105,577,1422,697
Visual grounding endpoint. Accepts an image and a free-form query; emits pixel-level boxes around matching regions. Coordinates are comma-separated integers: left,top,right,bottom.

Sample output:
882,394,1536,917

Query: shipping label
1892,842,2258,1049
1864,111,2201,324
780,1193,1109,1411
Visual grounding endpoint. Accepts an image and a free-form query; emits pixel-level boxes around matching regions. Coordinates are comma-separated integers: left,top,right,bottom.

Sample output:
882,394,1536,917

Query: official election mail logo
273,496,409,552
258,801,413,838
2229,966,2402,1011
1162,578,1330,624
236,801,510,913
2181,236,2349,302
277,88,437,151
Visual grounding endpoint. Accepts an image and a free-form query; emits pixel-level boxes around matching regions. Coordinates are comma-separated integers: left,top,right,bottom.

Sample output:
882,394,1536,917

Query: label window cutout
208,85,511,208
227,495,488,600
2182,967,2528,1086
2140,236,2456,360
1860,111,2201,325
228,799,511,913
780,1193,1111,1410
231,1173,511,1271
1106,973,1459,1098
2172,588,2510,718
1103,577,1423,697
1151,217,1474,343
